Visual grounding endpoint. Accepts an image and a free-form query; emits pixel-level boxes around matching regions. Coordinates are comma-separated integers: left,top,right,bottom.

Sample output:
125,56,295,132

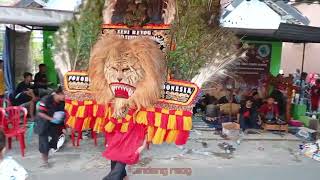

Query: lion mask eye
122,68,130,72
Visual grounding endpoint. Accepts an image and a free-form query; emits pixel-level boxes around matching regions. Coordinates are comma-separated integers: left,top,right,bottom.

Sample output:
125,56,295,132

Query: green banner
43,31,58,87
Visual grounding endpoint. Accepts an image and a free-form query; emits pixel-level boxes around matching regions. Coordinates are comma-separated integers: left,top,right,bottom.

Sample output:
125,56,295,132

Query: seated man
252,92,263,109
218,89,237,104
34,64,48,89
237,97,259,131
14,72,39,119
259,96,285,124
270,87,285,116
34,64,54,97
205,95,218,118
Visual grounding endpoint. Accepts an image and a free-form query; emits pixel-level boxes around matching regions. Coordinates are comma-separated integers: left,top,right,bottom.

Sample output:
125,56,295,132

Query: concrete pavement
6,132,320,180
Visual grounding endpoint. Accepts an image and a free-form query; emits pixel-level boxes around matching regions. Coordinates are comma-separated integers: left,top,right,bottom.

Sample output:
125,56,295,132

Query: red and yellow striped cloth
65,99,193,145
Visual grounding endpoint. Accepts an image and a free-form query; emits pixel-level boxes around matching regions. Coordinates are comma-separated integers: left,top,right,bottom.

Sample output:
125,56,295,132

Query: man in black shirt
270,88,285,116
252,92,263,109
34,87,65,167
34,64,48,89
218,89,237,104
15,72,33,101
14,72,39,119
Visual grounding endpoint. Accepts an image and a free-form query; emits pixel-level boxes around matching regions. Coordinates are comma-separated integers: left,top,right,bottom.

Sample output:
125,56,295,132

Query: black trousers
38,123,61,155
103,161,127,180
239,113,258,130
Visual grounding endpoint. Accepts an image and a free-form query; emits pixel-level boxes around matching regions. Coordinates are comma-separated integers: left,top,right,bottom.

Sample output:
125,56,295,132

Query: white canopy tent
0,3,75,94
0,5,74,27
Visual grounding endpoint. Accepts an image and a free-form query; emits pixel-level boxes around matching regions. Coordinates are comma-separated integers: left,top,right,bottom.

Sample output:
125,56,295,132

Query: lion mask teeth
110,82,136,99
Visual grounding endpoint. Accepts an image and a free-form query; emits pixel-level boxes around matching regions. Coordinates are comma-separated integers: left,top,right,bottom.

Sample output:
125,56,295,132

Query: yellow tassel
100,118,106,131
65,103,72,114
147,126,155,142
66,116,76,128
155,113,161,127
105,106,110,117
107,107,112,118
161,109,169,114
117,118,122,123
93,104,98,117
146,107,155,112
125,114,132,122
67,105,73,114
165,130,178,144
84,100,92,105
152,128,166,144
136,111,148,125
183,116,192,130
82,117,91,130
71,100,78,106
105,121,115,133
76,106,85,118
93,117,102,133
120,123,129,133
175,110,183,116
167,115,176,129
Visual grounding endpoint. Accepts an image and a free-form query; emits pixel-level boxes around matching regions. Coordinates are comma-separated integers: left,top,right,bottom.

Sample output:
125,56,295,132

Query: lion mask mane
89,36,166,118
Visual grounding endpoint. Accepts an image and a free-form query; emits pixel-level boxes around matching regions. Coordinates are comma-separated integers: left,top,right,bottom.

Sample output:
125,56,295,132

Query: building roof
14,0,46,8
0,6,73,27
221,0,243,19
222,0,309,26
275,23,320,43
267,0,309,25
227,23,320,43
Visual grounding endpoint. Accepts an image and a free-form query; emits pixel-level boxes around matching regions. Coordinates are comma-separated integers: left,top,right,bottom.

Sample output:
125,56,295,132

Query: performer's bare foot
39,162,51,169
123,176,129,180
41,153,48,162
41,153,49,167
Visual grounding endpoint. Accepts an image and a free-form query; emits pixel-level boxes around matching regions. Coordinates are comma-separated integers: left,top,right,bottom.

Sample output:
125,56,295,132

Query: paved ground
6,131,320,180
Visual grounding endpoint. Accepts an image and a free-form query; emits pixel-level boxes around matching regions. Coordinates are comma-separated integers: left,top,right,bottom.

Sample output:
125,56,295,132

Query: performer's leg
103,161,127,180
239,115,248,131
111,160,116,170
38,134,49,165
122,167,127,180
48,124,60,150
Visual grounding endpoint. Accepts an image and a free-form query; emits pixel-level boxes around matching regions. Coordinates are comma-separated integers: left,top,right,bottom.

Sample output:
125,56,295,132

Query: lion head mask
89,36,166,118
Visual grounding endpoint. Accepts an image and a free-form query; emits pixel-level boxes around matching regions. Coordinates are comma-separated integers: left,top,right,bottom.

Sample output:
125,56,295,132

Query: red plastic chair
2,106,28,157
71,129,98,147
0,98,11,108
0,108,5,129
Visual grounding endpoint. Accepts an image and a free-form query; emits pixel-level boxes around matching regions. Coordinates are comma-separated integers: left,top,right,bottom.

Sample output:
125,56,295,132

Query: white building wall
281,4,320,75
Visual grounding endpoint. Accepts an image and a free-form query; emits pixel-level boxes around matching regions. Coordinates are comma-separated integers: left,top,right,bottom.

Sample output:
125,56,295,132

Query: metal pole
12,24,16,85
299,43,306,88
301,43,306,74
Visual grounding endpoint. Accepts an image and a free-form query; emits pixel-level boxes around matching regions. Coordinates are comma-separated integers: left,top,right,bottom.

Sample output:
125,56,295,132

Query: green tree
0,33,3,57
53,0,246,85
53,0,105,70
168,0,246,84
30,33,44,72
